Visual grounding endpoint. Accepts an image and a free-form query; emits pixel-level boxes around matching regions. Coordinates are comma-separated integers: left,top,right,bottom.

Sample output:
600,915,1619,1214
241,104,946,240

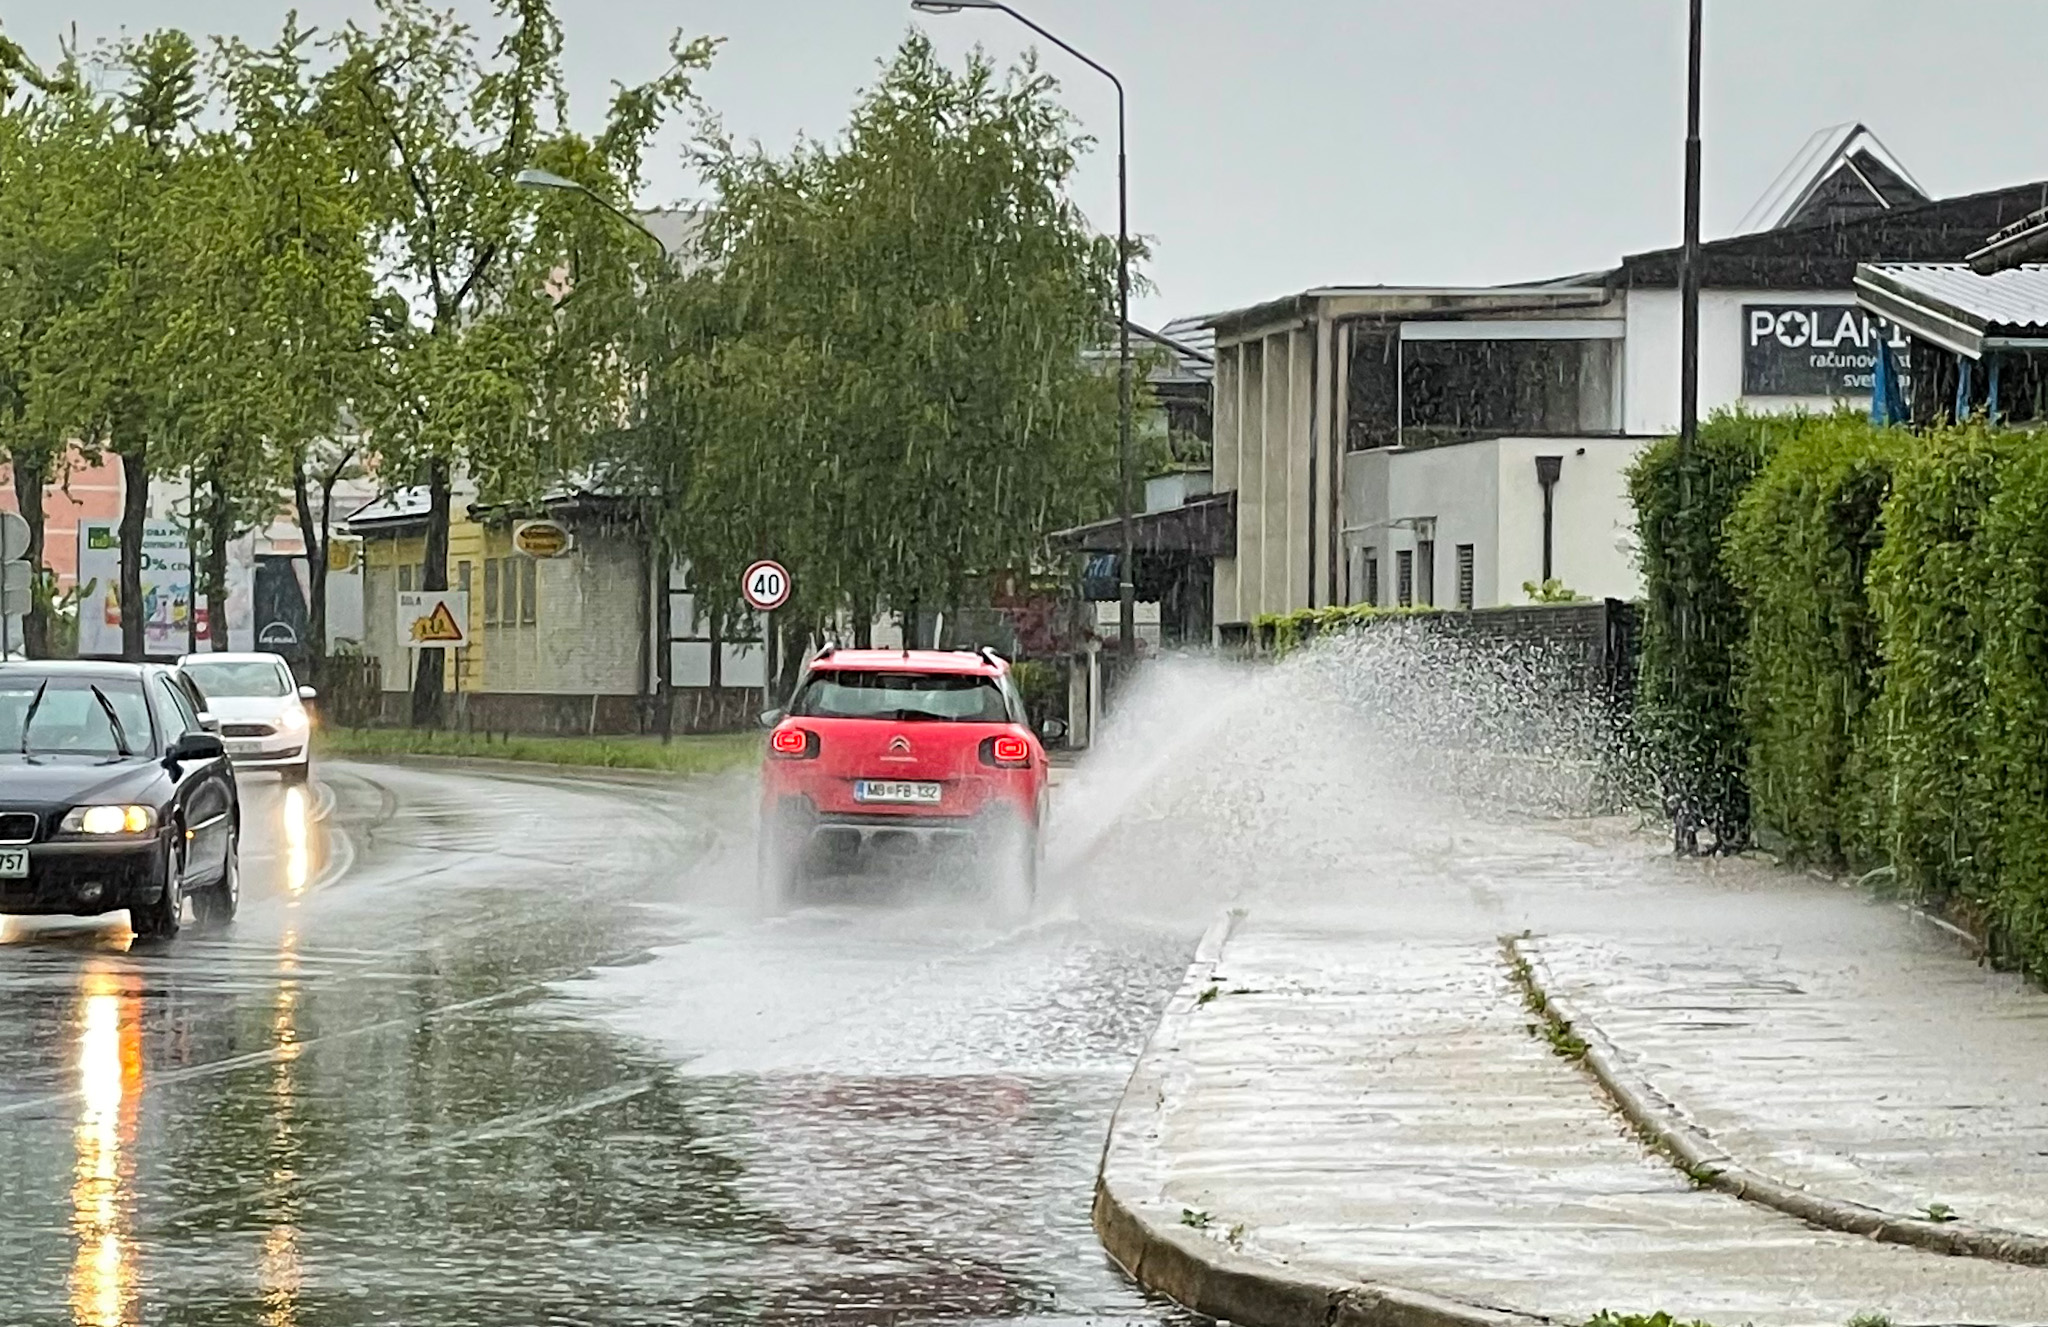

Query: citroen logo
889,735,912,754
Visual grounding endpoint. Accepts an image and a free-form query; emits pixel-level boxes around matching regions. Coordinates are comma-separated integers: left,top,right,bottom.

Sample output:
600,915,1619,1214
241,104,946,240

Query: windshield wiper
18,680,47,755
88,686,133,757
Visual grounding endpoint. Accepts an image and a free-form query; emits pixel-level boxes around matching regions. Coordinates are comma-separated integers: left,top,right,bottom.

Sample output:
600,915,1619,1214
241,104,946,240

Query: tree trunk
117,441,148,662
205,461,229,653
408,458,451,727
13,449,48,659
852,598,873,649
292,461,331,686
652,530,672,743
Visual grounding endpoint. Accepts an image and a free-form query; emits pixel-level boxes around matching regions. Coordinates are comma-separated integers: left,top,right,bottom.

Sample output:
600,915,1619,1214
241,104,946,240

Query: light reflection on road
259,922,304,1327
70,963,141,1327
279,784,309,898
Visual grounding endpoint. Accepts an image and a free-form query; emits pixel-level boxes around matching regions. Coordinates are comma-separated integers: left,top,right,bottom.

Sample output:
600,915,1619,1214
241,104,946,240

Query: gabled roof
1736,123,1929,234
1623,178,2048,290
1855,262,2048,359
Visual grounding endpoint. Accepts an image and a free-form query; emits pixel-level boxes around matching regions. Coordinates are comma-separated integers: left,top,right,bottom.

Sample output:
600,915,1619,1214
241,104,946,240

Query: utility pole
1679,0,1703,465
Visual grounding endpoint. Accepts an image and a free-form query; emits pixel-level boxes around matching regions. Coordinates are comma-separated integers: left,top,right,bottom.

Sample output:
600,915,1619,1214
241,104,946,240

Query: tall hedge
1724,414,1901,867
1972,442,2048,975
1627,411,1789,850
1865,425,2012,912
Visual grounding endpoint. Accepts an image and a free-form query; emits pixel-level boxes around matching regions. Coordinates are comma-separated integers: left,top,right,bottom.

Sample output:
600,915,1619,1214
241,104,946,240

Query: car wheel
191,833,239,928
757,809,804,914
132,835,184,941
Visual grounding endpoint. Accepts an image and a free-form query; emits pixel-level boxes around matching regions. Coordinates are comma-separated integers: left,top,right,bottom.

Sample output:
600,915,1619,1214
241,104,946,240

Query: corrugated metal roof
1856,262,2048,357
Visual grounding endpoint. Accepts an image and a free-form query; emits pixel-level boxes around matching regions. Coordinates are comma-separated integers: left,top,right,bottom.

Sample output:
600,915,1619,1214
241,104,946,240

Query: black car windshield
791,670,1010,723
182,660,291,699
0,677,154,757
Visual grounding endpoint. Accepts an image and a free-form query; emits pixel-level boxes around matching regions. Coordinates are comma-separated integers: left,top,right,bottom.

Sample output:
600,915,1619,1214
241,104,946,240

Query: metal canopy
1051,492,1237,557
1855,262,2048,360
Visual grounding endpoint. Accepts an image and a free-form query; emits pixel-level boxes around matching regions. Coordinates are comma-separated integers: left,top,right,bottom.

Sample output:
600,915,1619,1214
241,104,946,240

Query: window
1416,540,1435,607
181,660,290,699
1360,549,1379,607
1396,550,1414,607
1456,544,1476,609
458,560,472,595
484,558,501,626
0,676,154,757
398,563,413,593
153,676,195,743
791,670,1009,723
519,558,537,625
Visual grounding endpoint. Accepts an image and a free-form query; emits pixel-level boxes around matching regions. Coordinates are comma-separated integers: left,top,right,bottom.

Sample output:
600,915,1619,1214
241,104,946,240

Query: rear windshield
0,677,154,757
182,660,291,699
791,670,1011,723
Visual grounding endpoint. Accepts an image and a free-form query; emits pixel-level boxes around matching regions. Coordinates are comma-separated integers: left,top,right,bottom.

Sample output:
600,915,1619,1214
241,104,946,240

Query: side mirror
167,732,225,764
1038,717,1069,743
298,684,319,701
758,708,785,729
195,711,221,733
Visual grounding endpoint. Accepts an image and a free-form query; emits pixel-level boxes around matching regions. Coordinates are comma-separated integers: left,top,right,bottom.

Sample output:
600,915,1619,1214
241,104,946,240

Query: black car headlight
60,805,157,836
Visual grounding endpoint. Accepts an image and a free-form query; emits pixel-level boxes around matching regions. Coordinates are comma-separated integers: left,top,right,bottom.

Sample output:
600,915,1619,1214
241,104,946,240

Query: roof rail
813,639,837,661
978,645,1008,668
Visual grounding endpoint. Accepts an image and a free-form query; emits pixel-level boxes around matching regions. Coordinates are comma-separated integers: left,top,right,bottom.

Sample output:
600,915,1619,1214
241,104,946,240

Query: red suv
759,647,1050,908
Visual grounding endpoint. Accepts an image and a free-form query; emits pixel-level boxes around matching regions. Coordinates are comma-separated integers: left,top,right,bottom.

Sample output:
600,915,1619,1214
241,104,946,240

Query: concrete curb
1502,933,2048,1268
1090,910,1557,1327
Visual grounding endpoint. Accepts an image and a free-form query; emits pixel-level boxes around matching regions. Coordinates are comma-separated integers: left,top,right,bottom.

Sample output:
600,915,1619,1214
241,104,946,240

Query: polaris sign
1743,304,1910,398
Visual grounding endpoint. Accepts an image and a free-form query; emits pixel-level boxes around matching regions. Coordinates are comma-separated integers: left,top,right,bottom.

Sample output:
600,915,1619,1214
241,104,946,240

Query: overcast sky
12,2,2048,326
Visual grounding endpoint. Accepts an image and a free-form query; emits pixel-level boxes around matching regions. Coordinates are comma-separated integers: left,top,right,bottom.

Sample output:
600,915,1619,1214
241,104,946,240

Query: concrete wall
482,526,645,696
1623,287,1862,434
1344,435,1647,608
1211,320,1333,625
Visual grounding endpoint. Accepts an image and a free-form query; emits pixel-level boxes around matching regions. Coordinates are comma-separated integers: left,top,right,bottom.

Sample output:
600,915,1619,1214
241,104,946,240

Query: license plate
228,743,260,757
0,848,27,879
854,780,942,805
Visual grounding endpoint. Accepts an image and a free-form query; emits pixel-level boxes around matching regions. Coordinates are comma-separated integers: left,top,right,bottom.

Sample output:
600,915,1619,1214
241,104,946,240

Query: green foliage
1725,414,1904,865
1584,1314,1718,1327
1627,409,1789,850
1250,603,1439,655
315,726,757,775
1522,578,1585,603
1966,438,2048,973
630,34,1121,637
1865,425,2013,911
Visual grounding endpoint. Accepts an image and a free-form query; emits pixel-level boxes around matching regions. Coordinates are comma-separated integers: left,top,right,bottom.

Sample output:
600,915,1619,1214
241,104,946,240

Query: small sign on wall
1742,304,1910,398
398,590,470,648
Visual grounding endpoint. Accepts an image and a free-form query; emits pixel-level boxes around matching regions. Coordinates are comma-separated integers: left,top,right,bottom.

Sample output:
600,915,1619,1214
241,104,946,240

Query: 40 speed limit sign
741,560,792,612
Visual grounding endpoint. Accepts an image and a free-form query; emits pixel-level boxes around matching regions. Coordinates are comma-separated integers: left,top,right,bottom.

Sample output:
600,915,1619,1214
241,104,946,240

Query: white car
177,652,316,784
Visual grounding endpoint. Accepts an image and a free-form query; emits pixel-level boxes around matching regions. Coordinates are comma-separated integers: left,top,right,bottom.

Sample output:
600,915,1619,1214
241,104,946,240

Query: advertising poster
76,522,194,659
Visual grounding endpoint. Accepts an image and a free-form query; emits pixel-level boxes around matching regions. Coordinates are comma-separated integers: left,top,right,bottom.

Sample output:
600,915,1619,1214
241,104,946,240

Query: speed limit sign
741,560,792,612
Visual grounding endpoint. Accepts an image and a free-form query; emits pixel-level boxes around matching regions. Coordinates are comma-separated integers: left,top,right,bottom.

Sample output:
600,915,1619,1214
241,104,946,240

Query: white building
1202,125,2048,635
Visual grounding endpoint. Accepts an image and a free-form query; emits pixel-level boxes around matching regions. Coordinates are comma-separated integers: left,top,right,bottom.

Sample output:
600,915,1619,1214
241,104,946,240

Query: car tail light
769,727,817,759
981,734,1032,768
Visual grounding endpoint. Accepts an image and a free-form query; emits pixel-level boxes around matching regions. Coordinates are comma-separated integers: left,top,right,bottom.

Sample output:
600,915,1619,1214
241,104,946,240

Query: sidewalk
1093,826,2048,1326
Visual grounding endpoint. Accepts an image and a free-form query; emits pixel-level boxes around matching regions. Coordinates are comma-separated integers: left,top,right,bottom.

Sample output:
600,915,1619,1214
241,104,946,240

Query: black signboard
1742,304,1910,398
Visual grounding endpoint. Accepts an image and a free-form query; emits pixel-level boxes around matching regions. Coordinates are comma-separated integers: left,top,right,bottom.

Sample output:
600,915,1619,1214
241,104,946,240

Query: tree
639,35,1121,651
324,0,710,724
0,41,103,655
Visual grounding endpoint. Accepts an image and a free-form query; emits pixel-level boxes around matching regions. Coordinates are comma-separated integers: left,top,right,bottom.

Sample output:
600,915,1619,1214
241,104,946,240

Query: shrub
1627,409,1792,851
1724,413,1903,866
1865,424,2014,910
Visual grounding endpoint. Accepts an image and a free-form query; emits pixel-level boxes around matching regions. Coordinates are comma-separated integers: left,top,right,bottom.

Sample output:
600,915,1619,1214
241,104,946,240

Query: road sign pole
765,609,777,713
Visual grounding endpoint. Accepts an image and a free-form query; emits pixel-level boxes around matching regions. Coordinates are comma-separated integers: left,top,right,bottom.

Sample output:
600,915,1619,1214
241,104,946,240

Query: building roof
1735,123,1928,234
1198,284,1617,337
1622,178,2048,290
1049,490,1237,556
1855,262,2048,359
343,486,432,532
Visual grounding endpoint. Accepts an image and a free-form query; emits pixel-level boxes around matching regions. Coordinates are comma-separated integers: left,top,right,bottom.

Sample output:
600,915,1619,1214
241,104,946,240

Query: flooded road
0,760,1203,1326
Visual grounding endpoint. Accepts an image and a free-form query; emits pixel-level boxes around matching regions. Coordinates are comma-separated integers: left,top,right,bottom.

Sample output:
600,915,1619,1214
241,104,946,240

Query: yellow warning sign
397,590,470,648
413,602,463,642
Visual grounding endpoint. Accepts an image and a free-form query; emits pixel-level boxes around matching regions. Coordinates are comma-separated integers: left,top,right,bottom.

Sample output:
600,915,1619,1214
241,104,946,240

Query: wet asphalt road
0,759,1204,1326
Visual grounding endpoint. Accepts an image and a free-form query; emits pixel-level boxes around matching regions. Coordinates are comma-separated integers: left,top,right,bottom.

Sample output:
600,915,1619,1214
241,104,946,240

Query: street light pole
514,168,670,262
910,0,1135,664
1678,0,1703,463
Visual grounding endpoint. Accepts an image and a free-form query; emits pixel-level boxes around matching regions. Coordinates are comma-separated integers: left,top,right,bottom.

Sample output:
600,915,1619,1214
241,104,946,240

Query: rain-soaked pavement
0,758,1208,1326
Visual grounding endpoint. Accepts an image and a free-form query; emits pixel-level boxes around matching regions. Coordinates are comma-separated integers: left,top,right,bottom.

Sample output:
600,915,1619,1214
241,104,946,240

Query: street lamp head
910,0,1003,12
514,167,583,192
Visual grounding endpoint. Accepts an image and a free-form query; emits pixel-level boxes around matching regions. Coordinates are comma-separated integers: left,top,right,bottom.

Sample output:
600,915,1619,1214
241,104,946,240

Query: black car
0,661,240,939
